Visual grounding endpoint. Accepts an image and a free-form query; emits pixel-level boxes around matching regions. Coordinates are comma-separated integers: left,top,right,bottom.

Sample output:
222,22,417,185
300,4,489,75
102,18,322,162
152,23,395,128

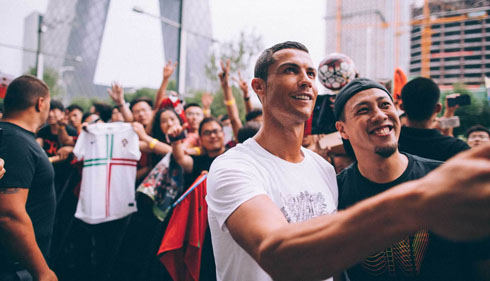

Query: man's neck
207,147,226,158
406,115,437,129
357,151,409,184
254,117,305,163
2,113,41,133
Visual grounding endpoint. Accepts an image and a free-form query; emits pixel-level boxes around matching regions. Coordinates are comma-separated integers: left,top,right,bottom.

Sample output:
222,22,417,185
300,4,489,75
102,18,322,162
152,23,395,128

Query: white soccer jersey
73,122,141,224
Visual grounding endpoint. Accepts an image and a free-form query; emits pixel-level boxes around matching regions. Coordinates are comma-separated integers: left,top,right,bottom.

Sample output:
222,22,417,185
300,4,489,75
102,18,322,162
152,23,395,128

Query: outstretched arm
155,61,178,110
221,143,490,280
167,124,194,173
108,82,133,122
219,60,242,140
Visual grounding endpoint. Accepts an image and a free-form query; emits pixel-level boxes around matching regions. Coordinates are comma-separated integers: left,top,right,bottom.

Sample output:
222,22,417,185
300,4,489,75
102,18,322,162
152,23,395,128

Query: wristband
193,147,201,155
149,138,158,150
203,109,211,115
244,96,250,101
225,98,236,106
117,102,129,108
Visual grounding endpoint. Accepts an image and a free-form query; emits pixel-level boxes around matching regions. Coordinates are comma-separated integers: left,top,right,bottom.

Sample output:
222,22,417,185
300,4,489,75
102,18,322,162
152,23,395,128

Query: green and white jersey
74,122,141,224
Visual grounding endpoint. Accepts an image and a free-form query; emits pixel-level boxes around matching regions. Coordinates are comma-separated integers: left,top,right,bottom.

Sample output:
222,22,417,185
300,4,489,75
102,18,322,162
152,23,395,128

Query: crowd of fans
1,45,490,281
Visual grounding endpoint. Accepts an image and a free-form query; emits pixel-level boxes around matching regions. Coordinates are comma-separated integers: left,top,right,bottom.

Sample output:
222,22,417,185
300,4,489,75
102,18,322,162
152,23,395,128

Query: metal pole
35,15,44,79
177,0,186,94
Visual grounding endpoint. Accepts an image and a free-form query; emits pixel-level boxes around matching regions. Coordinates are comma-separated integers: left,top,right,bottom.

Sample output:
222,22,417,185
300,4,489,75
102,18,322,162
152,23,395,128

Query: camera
447,94,471,107
166,130,187,143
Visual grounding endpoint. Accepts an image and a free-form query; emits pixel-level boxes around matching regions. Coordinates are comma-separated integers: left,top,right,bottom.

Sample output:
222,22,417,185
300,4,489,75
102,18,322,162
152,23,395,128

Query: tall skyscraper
325,0,412,81
24,0,213,101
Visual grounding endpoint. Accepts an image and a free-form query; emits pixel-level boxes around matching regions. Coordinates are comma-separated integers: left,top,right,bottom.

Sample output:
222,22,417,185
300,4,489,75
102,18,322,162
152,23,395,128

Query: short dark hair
184,103,201,111
245,108,263,122
3,75,49,116
198,117,223,136
66,104,84,113
401,77,440,121
237,121,261,143
50,99,64,111
92,102,112,122
254,41,309,81
465,125,490,138
130,97,153,111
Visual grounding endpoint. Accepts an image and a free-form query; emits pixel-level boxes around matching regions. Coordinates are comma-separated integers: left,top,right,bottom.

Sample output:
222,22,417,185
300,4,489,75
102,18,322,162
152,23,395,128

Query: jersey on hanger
73,123,141,224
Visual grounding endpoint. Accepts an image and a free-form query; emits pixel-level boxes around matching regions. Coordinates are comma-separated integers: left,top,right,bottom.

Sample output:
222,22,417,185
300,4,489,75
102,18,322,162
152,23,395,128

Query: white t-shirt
206,138,338,281
73,123,141,224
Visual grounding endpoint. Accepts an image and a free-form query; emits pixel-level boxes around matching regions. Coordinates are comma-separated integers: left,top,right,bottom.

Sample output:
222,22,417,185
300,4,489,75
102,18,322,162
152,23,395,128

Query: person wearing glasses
168,117,226,187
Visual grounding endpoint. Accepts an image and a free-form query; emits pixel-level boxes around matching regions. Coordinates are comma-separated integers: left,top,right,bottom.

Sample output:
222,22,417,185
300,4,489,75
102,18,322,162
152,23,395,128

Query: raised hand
163,60,178,80
201,92,214,109
107,82,124,105
132,122,148,139
233,70,249,95
218,60,231,89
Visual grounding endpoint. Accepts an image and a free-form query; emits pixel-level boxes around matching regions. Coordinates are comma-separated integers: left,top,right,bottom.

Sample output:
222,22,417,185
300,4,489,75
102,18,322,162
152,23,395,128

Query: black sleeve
0,138,35,189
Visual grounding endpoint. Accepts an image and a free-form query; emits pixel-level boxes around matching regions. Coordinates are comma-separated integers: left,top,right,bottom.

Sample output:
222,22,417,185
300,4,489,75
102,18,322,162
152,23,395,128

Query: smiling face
336,88,400,159
253,48,318,125
200,120,224,155
160,110,181,135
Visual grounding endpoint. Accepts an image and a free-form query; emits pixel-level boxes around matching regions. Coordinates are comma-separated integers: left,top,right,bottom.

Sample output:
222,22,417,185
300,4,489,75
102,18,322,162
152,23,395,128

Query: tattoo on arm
0,188,20,194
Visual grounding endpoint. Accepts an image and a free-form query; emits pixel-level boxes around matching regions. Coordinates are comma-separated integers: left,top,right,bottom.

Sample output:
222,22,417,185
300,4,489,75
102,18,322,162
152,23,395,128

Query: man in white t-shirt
206,41,490,281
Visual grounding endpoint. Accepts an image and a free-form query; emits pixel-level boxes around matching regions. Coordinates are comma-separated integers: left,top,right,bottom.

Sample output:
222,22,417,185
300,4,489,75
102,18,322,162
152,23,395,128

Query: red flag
158,174,208,281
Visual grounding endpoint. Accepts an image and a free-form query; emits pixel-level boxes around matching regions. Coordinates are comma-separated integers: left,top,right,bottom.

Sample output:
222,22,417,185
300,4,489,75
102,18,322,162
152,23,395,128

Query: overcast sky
0,0,326,89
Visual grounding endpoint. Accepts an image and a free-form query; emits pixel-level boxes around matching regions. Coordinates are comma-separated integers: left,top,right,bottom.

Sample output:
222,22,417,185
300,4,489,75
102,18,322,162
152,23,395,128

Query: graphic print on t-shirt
280,191,329,223
361,230,429,277
82,133,137,218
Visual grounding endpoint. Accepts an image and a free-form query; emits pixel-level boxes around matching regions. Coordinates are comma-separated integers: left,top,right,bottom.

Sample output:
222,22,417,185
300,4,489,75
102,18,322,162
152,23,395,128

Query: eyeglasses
201,129,223,137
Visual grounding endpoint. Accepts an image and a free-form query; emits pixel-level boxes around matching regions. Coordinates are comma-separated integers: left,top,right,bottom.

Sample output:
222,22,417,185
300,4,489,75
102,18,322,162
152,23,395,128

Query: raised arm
439,93,460,137
223,143,490,280
131,122,171,155
167,124,193,173
155,61,178,110
0,188,57,281
219,60,242,139
57,116,75,146
234,70,253,114
201,92,214,118
107,82,133,122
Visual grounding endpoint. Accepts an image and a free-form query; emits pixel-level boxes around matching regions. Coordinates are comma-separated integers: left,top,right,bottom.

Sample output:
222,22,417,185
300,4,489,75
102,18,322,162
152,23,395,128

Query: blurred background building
325,0,412,81
21,0,213,101
409,0,490,88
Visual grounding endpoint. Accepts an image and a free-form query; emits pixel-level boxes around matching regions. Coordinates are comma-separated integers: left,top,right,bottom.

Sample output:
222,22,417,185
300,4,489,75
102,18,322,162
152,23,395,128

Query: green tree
27,67,64,98
202,30,263,120
441,84,490,137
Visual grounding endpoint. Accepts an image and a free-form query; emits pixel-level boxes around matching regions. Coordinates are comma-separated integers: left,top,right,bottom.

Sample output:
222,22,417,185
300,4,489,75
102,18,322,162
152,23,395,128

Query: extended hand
107,82,124,105
163,60,178,80
218,60,231,89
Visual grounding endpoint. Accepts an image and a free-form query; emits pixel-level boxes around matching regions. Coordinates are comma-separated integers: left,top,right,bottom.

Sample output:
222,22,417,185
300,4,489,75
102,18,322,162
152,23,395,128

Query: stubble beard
374,143,398,158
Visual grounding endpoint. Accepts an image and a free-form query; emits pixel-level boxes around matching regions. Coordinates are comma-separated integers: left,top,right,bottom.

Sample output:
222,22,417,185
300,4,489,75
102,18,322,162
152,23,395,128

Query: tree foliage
201,30,263,120
441,84,490,137
27,67,64,98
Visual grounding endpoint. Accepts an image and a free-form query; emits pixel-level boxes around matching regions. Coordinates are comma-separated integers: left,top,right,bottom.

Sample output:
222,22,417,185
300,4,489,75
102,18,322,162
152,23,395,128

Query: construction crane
415,0,488,77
